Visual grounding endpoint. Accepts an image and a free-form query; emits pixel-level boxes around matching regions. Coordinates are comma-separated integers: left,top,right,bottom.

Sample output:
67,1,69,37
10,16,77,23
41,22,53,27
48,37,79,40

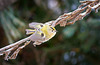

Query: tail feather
26,29,36,35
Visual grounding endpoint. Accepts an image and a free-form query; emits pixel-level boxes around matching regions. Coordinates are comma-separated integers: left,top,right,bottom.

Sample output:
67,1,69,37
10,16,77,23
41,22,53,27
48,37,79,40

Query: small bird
26,22,57,46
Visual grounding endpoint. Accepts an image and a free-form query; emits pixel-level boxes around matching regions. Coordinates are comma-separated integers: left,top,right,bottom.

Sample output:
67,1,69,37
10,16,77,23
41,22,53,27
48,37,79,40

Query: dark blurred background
0,0,100,65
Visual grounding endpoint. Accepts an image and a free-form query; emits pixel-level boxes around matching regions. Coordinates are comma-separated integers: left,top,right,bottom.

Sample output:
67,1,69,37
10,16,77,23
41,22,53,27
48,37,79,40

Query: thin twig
0,36,30,60
0,36,30,52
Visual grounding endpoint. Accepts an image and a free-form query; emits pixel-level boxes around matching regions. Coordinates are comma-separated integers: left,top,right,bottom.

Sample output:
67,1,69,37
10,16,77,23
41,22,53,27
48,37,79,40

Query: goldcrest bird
26,22,57,46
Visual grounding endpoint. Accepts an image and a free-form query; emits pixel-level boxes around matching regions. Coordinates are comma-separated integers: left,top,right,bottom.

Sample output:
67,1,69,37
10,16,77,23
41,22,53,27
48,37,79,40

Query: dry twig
0,0,100,60
51,0,100,27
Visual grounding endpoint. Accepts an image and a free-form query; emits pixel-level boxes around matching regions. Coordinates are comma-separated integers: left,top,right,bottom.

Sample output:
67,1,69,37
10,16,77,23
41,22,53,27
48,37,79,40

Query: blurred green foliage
0,0,100,65
0,8,26,43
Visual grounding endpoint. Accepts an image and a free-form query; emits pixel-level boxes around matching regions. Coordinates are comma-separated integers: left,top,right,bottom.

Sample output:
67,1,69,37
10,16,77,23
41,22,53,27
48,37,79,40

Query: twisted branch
51,0,100,27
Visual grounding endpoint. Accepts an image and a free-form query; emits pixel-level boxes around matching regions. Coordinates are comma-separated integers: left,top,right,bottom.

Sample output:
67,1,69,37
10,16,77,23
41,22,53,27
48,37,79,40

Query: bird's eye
40,25,43,27
50,27,55,32
50,27,54,30
41,33,44,37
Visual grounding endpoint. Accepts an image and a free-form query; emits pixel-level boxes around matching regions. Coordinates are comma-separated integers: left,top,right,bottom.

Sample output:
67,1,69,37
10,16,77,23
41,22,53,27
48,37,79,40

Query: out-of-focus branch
0,0,100,60
0,0,17,11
